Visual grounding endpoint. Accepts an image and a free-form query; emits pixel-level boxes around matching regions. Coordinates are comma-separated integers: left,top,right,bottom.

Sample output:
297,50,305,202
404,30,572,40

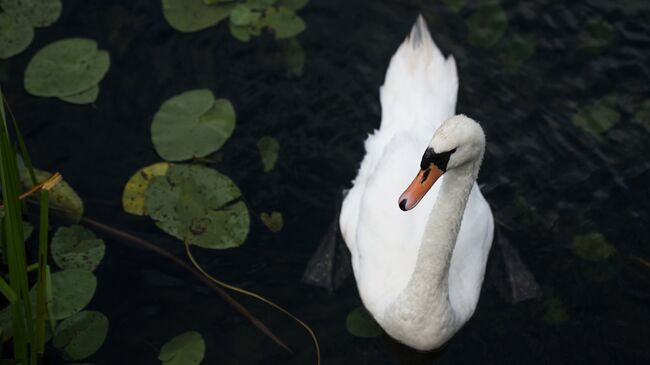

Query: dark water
2,0,650,363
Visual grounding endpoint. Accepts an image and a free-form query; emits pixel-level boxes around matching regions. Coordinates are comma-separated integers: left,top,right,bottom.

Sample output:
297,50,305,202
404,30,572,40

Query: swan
339,16,494,351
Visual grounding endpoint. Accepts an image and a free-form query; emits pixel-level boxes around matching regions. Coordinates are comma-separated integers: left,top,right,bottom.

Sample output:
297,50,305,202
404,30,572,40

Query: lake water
2,0,650,364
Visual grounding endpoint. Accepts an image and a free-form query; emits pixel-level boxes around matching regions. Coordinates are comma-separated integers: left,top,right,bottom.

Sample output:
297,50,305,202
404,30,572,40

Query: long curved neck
384,158,480,348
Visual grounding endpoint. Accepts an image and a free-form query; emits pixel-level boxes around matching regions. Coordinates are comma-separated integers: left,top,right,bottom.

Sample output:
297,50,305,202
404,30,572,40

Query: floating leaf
265,7,306,39
51,225,105,272
230,4,260,26
280,37,305,77
260,211,283,233
346,306,383,338
58,85,100,105
632,100,650,129
152,89,236,162
245,0,275,10
145,164,249,249
229,22,251,42
122,162,171,215
21,169,84,223
542,296,568,325
30,269,96,320
277,0,307,10
466,4,507,48
572,103,620,134
0,0,62,27
440,0,466,13
0,13,34,59
159,331,205,365
498,33,535,71
162,0,234,32
54,311,108,360
257,136,279,172
572,232,616,262
24,38,110,97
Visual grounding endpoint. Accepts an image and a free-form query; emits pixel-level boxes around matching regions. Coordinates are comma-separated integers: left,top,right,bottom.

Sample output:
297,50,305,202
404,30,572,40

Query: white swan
339,16,494,351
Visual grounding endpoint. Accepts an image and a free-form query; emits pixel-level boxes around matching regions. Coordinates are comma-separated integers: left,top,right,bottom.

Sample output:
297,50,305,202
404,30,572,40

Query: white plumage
339,16,494,350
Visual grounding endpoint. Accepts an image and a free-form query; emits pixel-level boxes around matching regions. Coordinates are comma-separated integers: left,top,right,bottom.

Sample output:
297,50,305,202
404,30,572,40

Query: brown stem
80,217,292,353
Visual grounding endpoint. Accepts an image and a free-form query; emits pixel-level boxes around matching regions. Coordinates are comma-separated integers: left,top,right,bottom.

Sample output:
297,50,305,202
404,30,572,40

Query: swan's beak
398,165,444,211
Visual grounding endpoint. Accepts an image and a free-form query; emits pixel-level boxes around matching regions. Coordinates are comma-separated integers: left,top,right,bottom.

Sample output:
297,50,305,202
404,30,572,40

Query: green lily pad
21,169,84,223
572,232,616,262
280,37,305,77
632,100,650,129
498,33,535,71
159,331,205,365
466,4,507,48
53,311,108,360
30,269,96,320
162,0,234,32
265,7,306,39
24,38,110,97
230,4,260,26
229,22,251,42
440,0,466,13
542,296,568,325
257,136,279,172
152,89,236,162
346,306,383,338
144,164,250,249
277,0,307,10
260,211,283,232
122,162,171,216
0,13,34,59
0,0,62,27
572,103,620,134
51,225,105,272
244,0,276,10
58,85,100,105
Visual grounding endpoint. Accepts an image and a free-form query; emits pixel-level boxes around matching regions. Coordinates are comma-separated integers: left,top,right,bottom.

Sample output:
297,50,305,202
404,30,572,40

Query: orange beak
398,165,444,211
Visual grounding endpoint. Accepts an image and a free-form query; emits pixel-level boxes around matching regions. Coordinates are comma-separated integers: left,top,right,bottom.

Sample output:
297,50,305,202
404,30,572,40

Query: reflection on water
2,0,649,363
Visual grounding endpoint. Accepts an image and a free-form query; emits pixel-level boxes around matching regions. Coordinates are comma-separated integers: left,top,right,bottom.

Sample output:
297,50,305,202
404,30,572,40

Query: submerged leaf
265,7,306,39
542,296,568,325
440,0,466,13
144,164,250,249
280,37,305,77
0,13,34,59
572,232,616,262
152,89,235,162
24,38,110,97
572,103,620,134
277,0,307,10
21,169,84,223
159,331,205,365
53,311,108,360
346,306,383,338
466,4,507,48
51,225,105,272
579,19,616,52
498,33,536,71
257,136,279,172
122,162,171,215
30,269,96,320
632,100,650,129
58,85,100,105
0,0,62,27
260,211,283,233
162,0,234,32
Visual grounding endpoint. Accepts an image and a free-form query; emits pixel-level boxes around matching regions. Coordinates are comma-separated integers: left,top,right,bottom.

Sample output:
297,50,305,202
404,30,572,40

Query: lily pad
24,38,110,97
159,331,205,365
21,169,84,223
0,13,34,59
466,4,507,48
58,85,100,105
51,225,105,272
162,0,234,32
54,311,108,360
152,89,236,162
572,232,616,262
265,7,306,39
572,103,620,134
257,136,279,172
230,4,260,26
346,306,383,338
30,269,96,320
260,211,283,233
122,162,171,215
0,0,62,27
144,164,250,249
229,22,251,42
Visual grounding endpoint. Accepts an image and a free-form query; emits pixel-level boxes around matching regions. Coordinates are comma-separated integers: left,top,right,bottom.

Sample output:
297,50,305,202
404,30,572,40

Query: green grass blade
34,190,49,355
0,276,18,303
2,96,36,186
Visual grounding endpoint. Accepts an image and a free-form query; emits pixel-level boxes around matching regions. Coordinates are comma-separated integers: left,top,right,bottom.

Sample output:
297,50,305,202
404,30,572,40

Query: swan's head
398,114,485,211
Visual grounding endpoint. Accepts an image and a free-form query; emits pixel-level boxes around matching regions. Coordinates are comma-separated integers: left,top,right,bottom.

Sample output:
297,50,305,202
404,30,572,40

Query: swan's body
339,17,494,350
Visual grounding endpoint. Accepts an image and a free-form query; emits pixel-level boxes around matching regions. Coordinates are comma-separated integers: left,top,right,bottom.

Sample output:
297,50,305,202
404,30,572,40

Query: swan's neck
384,158,480,349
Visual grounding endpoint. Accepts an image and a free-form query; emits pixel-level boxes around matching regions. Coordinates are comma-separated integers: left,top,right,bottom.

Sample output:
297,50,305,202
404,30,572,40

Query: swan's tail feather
379,15,458,133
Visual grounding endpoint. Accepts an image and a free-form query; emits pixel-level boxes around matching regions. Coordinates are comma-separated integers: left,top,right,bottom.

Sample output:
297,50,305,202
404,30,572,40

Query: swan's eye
420,147,457,171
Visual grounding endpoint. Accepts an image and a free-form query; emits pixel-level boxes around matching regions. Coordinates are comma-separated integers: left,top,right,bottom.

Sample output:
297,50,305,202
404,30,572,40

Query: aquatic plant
0,0,62,59
159,331,205,365
465,3,507,48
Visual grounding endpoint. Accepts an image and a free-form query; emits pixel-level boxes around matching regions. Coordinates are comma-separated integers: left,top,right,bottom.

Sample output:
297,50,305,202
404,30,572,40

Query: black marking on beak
399,199,408,211
420,168,430,184
420,147,457,171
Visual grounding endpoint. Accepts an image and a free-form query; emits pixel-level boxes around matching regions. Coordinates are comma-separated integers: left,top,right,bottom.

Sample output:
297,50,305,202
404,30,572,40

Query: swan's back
340,17,458,314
